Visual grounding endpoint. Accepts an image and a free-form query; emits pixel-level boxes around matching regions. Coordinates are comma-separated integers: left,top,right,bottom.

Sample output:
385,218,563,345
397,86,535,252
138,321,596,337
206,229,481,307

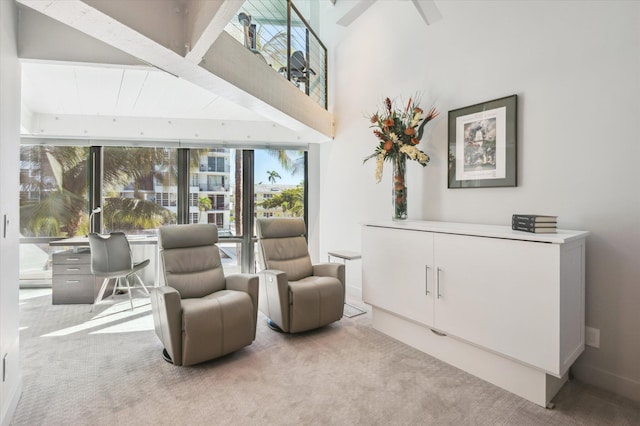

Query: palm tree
20,146,88,237
267,170,281,184
266,150,304,176
20,146,176,237
102,197,175,233
198,196,212,224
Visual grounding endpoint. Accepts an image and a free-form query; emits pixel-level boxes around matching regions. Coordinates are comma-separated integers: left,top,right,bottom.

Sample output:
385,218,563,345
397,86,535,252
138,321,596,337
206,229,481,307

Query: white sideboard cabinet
362,220,588,408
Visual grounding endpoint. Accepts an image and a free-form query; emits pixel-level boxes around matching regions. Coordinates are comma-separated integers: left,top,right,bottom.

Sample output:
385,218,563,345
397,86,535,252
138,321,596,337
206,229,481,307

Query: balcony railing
199,185,230,192
226,0,327,109
199,164,231,173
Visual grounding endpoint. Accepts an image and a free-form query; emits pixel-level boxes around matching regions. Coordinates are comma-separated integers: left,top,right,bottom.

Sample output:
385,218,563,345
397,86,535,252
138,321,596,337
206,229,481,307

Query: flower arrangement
364,96,438,182
364,96,438,220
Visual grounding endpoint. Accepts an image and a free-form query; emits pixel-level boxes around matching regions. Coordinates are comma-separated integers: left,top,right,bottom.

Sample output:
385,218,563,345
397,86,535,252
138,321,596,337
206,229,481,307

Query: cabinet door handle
436,267,442,299
425,265,431,295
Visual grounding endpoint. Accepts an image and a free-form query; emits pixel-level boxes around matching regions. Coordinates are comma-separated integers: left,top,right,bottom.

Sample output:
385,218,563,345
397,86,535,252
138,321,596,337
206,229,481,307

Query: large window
189,149,238,236
19,144,307,283
19,145,90,285
253,149,306,272
253,148,305,226
102,147,178,234
20,145,90,238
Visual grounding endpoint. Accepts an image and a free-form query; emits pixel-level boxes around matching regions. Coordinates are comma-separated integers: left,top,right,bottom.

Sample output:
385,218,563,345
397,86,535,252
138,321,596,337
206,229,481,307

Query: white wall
319,0,640,402
0,0,23,424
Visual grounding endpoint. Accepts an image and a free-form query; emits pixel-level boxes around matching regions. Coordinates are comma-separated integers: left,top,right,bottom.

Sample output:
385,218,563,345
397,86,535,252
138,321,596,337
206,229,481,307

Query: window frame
19,143,309,275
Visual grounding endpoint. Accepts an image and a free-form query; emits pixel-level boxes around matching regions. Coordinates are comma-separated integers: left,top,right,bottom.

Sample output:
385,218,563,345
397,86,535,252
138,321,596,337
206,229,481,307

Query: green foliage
259,186,304,217
267,170,281,184
20,146,176,237
20,146,88,237
102,197,176,233
266,150,304,175
198,196,212,211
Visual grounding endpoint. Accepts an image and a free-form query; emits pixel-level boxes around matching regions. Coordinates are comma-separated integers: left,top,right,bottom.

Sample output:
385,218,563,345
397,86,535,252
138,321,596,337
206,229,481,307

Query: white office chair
88,232,151,311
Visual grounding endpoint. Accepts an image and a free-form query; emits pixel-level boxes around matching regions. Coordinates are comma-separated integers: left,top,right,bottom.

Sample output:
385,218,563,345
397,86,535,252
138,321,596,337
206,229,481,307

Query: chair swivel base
162,348,174,364
266,318,284,333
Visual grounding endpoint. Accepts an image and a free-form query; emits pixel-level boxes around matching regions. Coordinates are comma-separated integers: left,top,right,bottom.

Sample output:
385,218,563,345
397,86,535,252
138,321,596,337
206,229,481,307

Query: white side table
328,249,366,318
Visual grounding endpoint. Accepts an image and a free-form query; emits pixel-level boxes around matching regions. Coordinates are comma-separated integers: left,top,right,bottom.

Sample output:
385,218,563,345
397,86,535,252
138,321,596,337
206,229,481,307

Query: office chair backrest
290,51,306,72
158,224,225,299
256,218,313,281
88,232,133,276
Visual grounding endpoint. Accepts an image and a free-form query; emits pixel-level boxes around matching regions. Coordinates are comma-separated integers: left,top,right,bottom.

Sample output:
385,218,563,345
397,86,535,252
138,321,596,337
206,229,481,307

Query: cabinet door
362,226,435,326
433,233,560,373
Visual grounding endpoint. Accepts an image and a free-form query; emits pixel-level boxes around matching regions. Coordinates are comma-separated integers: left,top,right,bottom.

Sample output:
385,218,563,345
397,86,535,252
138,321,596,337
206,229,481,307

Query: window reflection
189,149,237,237
102,147,177,235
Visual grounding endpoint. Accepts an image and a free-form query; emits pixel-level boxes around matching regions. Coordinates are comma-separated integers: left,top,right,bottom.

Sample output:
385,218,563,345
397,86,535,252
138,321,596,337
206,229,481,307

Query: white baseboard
1,378,23,426
572,362,640,403
372,307,567,408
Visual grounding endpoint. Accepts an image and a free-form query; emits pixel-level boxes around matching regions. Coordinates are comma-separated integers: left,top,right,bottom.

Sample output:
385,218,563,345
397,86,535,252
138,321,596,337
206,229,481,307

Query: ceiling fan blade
335,0,376,27
411,0,443,25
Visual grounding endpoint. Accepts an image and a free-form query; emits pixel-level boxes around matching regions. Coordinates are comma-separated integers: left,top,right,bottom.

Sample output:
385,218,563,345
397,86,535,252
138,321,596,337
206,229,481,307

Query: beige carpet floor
11,289,640,425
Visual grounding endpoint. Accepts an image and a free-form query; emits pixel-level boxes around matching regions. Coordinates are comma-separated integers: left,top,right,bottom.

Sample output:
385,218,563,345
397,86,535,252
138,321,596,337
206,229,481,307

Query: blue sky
253,149,304,185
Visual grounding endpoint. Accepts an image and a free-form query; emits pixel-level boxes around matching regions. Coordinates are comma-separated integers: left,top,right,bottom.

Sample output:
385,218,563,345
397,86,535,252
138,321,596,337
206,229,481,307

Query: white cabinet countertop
363,220,589,244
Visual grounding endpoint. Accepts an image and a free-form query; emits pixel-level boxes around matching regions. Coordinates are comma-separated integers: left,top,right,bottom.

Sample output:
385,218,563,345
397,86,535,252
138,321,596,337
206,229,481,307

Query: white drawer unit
362,220,588,408
52,249,98,304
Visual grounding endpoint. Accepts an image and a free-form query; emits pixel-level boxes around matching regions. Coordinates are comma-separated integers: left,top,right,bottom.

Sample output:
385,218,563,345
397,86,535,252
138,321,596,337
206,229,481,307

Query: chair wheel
266,319,284,333
161,348,174,364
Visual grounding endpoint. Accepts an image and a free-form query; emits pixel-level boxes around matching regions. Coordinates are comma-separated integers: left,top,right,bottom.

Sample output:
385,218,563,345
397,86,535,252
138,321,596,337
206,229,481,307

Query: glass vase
392,155,407,220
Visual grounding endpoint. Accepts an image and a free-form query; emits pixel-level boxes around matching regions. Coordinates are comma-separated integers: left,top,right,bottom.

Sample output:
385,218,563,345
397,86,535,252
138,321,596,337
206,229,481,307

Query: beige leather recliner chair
150,224,258,366
256,218,345,333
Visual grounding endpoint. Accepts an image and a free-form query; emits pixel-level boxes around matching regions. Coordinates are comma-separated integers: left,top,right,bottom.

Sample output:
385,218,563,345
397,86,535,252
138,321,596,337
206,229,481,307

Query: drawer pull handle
66,280,80,283
66,258,80,261
66,268,80,271
425,265,431,295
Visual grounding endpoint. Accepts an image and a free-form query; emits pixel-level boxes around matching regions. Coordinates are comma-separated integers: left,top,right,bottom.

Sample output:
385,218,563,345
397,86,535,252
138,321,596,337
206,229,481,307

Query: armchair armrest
259,269,290,332
149,286,183,365
313,263,345,284
226,273,259,337
313,262,346,301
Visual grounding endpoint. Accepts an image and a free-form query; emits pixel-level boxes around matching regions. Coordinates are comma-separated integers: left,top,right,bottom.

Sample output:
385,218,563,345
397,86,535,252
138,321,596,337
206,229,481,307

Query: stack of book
512,214,557,233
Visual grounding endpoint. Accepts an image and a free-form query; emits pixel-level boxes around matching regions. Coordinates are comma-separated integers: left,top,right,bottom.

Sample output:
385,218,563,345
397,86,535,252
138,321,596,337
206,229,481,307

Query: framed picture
448,94,517,188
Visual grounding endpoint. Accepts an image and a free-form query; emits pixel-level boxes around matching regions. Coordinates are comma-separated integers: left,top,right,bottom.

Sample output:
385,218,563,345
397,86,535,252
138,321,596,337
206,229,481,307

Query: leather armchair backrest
159,224,225,298
256,218,313,281
88,232,133,275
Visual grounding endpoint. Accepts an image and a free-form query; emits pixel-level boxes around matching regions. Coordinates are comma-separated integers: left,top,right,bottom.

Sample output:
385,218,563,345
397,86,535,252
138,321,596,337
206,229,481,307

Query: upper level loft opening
225,0,327,110
16,0,334,143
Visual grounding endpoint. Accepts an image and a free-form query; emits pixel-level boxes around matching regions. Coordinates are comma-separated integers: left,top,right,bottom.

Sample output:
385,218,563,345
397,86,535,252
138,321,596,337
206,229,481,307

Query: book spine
512,217,556,227
512,222,556,232
512,214,557,222
512,214,541,222
512,216,536,226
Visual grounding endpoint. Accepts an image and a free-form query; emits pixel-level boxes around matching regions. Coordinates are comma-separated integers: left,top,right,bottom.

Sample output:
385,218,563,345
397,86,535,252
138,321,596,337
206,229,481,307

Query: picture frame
447,94,517,188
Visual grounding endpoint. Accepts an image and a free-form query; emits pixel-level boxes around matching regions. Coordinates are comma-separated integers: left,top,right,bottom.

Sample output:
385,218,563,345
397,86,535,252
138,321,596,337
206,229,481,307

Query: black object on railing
231,0,327,110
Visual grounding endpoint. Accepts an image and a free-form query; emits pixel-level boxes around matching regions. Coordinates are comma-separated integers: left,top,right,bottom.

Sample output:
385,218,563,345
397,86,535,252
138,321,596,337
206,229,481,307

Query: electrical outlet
585,326,600,348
